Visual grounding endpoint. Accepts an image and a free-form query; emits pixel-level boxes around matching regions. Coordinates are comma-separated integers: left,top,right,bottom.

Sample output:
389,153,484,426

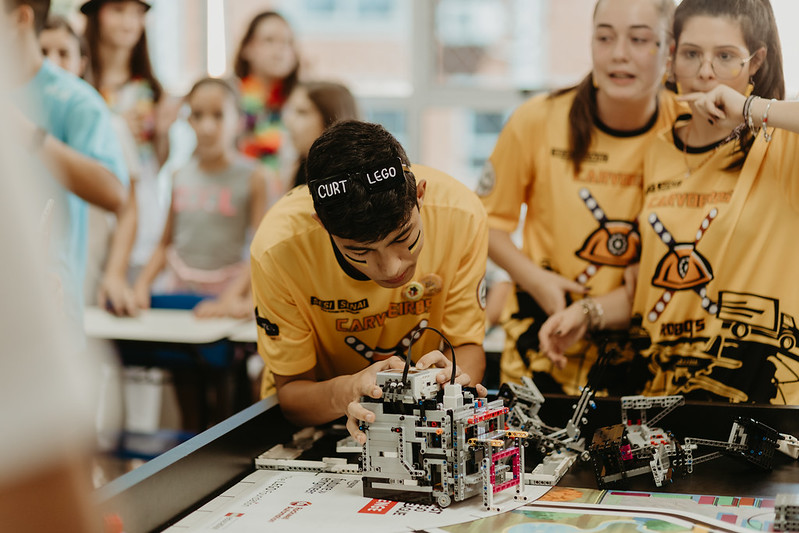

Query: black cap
80,0,151,15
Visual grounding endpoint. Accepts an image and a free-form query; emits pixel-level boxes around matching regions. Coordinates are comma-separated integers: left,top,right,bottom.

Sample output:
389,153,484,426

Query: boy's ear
12,4,36,32
416,179,427,208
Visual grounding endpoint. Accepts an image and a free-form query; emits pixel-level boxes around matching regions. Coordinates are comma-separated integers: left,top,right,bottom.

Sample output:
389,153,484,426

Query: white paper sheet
164,469,550,532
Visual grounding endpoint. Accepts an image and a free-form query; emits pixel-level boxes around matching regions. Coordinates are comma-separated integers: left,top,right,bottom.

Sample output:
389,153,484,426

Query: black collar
672,114,731,154
593,103,660,138
329,235,371,281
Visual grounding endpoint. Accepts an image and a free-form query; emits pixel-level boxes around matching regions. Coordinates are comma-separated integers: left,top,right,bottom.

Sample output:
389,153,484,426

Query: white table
227,320,258,343
84,307,254,430
84,306,248,344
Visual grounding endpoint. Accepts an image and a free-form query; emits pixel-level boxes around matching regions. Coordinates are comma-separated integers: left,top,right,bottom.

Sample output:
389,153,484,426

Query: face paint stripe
407,230,422,253
345,254,368,264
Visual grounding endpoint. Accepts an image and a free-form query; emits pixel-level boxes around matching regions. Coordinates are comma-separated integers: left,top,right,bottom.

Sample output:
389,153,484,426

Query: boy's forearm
277,375,354,427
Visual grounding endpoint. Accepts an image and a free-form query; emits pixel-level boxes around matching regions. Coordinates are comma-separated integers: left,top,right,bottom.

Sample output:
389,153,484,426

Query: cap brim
80,0,151,15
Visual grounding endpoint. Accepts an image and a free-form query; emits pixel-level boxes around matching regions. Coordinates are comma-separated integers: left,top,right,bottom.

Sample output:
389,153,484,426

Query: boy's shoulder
412,164,485,219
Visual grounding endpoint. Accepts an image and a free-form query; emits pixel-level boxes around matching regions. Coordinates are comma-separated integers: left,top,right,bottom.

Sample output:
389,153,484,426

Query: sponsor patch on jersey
475,161,496,197
311,296,369,313
255,307,280,336
551,148,608,163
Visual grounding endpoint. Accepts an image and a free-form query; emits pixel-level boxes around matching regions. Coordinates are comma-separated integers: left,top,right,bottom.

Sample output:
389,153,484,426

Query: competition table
95,395,799,533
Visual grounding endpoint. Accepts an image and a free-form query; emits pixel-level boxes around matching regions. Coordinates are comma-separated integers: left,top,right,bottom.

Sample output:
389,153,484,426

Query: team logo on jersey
646,209,717,323
402,281,425,302
420,273,443,297
254,307,280,336
573,188,640,285
475,161,496,197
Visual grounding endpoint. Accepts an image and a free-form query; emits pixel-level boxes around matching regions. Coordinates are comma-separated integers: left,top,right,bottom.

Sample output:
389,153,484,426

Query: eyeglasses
674,47,757,80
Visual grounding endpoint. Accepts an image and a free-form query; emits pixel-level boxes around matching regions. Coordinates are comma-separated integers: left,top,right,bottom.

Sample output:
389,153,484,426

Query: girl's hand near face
678,84,746,130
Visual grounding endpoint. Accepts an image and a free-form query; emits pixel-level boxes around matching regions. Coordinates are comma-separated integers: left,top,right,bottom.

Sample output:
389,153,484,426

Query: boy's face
331,206,425,289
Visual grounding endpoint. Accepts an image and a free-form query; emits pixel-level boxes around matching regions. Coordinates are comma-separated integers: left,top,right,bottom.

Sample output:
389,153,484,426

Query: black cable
402,326,457,386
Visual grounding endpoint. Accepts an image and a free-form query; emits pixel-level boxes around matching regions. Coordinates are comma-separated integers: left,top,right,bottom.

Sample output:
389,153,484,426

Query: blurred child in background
233,11,299,198
282,80,358,188
40,14,141,315
83,0,175,292
133,78,267,318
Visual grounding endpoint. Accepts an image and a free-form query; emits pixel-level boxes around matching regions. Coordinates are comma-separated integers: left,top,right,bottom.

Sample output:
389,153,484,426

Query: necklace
681,121,746,178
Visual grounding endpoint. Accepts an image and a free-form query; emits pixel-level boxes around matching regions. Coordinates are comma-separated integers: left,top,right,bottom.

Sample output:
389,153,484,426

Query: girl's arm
132,200,174,309
681,85,799,134
153,96,179,168
538,263,638,369
489,228,587,316
97,180,139,315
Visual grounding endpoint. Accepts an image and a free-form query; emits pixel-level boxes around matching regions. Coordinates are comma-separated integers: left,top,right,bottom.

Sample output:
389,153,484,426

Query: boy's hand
416,350,488,397
344,352,489,444
345,356,407,444
539,303,588,369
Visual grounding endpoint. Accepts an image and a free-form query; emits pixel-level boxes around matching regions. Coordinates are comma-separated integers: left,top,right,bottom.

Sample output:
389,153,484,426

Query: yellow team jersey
479,88,684,395
251,164,488,398
634,119,799,405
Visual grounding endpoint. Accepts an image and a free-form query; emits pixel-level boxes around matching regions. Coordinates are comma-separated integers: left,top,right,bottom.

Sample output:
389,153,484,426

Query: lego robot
588,394,786,489
359,327,530,510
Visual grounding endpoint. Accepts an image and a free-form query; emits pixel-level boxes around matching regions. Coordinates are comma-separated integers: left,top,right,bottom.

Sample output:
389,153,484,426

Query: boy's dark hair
306,120,417,243
3,0,51,35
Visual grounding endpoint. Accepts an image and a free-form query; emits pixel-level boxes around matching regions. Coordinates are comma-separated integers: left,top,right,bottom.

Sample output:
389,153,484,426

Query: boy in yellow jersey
250,120,488,442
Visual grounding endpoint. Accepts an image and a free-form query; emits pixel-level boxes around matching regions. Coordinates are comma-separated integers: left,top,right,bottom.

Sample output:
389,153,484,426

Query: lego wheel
437,494,452,508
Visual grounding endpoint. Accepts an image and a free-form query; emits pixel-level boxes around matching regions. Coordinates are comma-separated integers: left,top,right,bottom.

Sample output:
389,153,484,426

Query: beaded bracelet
580,297,605,332
761,98,776,142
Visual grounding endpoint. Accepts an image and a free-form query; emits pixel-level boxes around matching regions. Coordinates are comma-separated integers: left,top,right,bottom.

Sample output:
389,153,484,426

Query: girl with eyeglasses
480,0,683,396
541,0,799,405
